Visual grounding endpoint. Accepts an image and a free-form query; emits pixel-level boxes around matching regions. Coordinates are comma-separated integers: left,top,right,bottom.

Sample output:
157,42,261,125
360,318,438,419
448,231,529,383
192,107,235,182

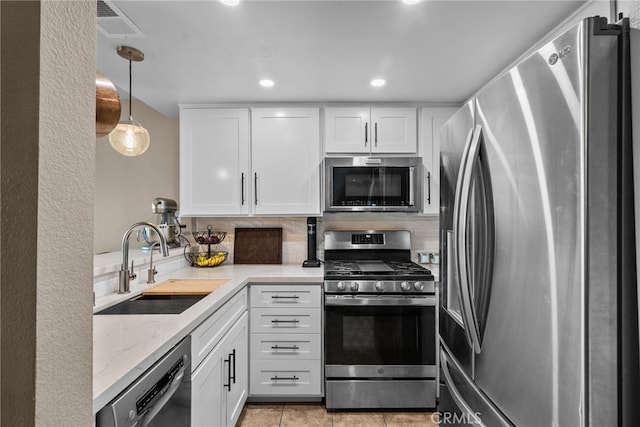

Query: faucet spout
118,221,170,294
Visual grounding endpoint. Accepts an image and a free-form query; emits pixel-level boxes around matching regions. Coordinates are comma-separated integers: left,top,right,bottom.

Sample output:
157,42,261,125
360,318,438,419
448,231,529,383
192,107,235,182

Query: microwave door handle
455,125,484,354
409,167,415,206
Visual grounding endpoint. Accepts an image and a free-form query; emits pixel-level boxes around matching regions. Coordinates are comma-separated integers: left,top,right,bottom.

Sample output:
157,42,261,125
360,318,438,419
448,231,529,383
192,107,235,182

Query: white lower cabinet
191,290,248,427
248,284,322,398
249,359,322,396
250,307,321,334
250,333,321,360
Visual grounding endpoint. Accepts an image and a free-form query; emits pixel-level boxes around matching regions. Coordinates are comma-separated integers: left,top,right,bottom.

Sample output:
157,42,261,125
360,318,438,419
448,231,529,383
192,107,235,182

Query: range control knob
401,281,411,291
350,282,360,291
414,281,424,291
337,281,346,291
375,281,385,291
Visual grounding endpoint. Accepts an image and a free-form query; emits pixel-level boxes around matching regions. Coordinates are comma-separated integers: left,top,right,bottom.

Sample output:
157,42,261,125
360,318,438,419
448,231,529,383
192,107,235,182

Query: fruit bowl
185,250,228,268
192,230,227,245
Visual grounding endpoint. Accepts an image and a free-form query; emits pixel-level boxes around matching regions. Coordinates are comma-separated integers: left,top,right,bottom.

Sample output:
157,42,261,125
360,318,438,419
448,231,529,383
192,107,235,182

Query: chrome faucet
119,222,169,294
147,242,160,284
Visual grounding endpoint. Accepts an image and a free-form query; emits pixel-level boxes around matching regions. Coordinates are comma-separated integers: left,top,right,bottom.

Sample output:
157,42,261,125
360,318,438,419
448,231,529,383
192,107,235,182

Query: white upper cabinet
421,107,458,215
179,106,321,216
325,107,417,154
370,107,417,153
179,108,250,216
251,108,321,216
324,107,371,153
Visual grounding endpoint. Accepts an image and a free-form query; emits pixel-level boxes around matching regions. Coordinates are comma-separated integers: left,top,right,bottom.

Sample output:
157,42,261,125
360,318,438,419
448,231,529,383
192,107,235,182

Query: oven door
324,157,422,212
324,294,437,379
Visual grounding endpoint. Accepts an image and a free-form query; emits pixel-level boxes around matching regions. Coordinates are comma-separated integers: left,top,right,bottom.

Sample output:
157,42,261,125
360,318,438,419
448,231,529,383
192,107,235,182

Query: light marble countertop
93,263,324,414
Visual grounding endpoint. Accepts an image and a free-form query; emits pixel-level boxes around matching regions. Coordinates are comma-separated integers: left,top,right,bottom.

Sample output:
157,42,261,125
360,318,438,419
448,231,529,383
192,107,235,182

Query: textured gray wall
1,1,95,425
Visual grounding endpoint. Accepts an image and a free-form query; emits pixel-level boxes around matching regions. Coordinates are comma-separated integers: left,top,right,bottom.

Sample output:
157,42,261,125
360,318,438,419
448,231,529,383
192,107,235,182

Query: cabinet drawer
250,359,321,396
250,307,320,334
250,333,321,360
250,285,321,308
191,288,248,371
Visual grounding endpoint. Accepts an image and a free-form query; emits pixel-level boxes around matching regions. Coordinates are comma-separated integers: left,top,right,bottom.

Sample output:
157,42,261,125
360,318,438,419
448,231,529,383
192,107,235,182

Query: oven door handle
325,295,436,307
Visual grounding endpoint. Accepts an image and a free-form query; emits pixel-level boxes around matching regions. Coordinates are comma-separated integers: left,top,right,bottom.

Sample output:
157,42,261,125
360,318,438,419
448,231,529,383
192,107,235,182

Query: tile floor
237,403,439,427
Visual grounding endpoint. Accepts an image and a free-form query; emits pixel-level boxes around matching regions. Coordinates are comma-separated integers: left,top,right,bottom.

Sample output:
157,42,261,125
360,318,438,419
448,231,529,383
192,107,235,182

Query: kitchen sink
95,294,206,315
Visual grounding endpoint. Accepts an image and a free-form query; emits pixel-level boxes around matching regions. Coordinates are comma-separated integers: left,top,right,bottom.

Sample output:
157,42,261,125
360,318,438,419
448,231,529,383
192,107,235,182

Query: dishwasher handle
139,356,188,427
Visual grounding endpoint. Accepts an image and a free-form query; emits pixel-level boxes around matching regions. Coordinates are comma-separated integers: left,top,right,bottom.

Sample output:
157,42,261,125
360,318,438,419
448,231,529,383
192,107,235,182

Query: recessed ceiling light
259,79,275,88
370,79,386,88
402,0,421,5
219,0,240,6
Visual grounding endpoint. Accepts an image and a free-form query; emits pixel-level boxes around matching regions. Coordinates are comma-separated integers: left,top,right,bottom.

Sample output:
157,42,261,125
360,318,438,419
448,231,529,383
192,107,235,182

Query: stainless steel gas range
323,230,437,410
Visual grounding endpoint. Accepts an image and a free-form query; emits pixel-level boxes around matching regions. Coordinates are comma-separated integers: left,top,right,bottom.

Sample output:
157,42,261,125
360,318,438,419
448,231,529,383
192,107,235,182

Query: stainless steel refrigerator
438,16,639,427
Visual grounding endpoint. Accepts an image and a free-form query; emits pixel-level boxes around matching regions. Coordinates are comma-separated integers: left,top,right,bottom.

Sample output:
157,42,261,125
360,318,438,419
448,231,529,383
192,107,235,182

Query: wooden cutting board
142,279,229,296
233,228,283,264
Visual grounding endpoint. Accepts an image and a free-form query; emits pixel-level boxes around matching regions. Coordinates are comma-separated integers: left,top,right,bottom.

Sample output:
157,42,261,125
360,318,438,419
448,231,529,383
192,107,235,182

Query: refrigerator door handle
447,229,474,347
454,124,483,354
441,349,484,426
451,128,476,350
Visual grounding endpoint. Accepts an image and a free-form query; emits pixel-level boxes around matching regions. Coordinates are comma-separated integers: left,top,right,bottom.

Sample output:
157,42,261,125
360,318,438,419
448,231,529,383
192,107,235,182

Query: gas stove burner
324,260,433,277
323,230,435,294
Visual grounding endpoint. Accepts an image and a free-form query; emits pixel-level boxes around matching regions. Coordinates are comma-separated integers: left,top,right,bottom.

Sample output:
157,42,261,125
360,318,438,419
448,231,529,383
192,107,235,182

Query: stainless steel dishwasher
96,336,191,427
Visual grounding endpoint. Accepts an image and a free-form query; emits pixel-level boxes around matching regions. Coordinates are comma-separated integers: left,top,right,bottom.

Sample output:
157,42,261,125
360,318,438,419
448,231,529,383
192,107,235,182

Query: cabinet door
371,107,417,153
191,339,226,427
421,107,457,214
180,108,250,216
225,312,248,427
324,107,370,153
251,108,321,215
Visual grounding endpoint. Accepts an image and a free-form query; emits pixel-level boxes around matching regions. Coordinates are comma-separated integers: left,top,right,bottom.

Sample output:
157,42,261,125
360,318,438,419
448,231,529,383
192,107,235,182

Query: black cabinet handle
427,171,431,204
271,295,300,301
254,173,258,205
271,345,300,351
241,173,245,205
271,319,300,324
230,349,236,384
224,356,232,391
374,122,378,147
270,376,299,381
364,122,368,147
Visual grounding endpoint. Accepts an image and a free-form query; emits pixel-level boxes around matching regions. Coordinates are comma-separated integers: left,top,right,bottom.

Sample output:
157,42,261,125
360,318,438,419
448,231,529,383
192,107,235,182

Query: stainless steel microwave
324,157,422,212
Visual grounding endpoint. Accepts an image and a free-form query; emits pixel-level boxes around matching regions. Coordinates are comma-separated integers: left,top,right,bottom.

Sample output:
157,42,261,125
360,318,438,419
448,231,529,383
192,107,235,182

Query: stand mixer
141,197,184,251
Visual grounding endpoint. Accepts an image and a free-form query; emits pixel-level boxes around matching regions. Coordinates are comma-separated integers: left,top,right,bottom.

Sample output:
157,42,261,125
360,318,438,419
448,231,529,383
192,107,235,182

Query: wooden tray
233,228,282,264
142,279,229,296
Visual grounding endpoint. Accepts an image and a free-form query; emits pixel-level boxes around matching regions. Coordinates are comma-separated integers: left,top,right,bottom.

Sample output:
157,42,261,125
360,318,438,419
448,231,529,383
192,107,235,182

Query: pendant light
108,46,150,156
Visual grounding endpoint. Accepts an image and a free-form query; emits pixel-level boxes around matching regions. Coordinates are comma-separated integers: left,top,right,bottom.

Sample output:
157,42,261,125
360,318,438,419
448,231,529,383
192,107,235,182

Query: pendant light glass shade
108,46,149,156
109,116,150,156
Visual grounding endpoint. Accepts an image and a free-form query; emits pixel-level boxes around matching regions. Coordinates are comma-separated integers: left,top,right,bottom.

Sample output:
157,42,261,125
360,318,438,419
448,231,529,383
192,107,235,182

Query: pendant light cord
128,56,133,119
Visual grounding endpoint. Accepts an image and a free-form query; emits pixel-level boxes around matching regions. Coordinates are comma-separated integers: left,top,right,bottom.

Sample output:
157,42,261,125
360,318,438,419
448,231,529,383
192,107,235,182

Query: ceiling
96,0,586,117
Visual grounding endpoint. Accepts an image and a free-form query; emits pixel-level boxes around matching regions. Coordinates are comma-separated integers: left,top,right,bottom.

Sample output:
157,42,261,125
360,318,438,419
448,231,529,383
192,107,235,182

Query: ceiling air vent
96,0,145,39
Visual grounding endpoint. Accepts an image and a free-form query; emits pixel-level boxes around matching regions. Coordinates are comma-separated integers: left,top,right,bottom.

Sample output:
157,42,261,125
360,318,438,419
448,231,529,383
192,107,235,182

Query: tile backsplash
191,214,439,265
